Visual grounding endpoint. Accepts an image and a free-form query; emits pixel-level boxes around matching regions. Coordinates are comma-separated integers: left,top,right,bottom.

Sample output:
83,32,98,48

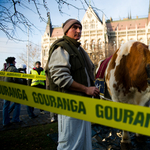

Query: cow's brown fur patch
113,42,150,96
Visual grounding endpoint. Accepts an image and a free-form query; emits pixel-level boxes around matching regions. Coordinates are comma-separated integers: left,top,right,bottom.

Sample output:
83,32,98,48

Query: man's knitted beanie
62,19,82,34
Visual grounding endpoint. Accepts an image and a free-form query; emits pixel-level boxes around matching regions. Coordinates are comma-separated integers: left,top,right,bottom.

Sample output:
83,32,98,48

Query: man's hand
85,86,100,97
69,81,100,97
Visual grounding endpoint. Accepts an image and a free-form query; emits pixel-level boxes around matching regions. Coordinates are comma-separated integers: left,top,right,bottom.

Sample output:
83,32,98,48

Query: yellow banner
0,81,150,136
0,71,46,80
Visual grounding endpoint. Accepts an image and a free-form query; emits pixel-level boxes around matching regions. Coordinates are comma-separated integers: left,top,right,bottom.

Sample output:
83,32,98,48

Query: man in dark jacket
45,19,100,150
3,57,22,127
27,61,46,119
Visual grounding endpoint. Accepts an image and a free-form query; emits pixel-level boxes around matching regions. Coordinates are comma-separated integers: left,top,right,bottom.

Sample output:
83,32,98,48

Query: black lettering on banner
123,109,134,124
96,104,103,118
145,113,150,127
31,93,86,114
105,106,112,120
63,98,70,110
0,71,5,75
9,87,14,97
7,73,21,77
78,101,86,114
44,95,50,106
49,95,56,107
17,89,22,99
22,90,28,100
70,99,77,112
32,92,39,103
133,112,144,126
57,97,63,109
0,85,28,101
38,93,44,105
114,107,122,122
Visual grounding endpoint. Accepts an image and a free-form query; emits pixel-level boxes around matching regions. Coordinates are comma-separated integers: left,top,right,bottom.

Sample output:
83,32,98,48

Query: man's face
36,63,40,68
13,60,16,66
66,24,82,40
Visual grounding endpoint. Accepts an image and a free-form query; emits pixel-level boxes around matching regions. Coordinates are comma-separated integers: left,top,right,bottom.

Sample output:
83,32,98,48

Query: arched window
98,39,102,50
85,40,88,50
91,20,95,29
84,20,88,29
91,40,95,51
43,50,46,56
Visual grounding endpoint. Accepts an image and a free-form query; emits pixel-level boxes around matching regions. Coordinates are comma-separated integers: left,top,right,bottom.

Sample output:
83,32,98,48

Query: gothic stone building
41,5,150,68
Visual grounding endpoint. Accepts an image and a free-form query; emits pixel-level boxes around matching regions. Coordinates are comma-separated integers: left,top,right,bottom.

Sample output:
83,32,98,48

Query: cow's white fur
115,40,136,66
105,40,150,143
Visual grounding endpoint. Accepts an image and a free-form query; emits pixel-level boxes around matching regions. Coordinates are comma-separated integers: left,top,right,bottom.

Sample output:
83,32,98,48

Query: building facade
41,5,150,67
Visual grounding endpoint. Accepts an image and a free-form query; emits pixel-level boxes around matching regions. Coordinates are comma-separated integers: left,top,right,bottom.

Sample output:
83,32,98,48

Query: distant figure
18,63,27,85
3,57,22,127
0,63,7,81
0,63,7,105
9,64,27,115
27,61,46,119
45,69,57,122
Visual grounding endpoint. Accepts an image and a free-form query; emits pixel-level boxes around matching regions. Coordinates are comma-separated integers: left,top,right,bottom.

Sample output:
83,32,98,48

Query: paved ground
0,99,52,131
1,99,150,150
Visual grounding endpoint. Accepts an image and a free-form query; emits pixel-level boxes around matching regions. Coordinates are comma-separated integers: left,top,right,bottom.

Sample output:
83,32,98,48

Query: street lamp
113,41,116,52
26,23,31,74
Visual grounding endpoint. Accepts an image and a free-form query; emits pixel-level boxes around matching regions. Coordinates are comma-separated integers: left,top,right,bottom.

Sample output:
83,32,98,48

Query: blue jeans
9,102,15,114
3,100,21,125
26,106,35,117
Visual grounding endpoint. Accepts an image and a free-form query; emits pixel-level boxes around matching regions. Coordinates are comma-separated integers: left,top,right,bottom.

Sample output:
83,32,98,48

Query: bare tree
88,42,115,70
0,0,104,41
18,43,41,70
0,0,49,41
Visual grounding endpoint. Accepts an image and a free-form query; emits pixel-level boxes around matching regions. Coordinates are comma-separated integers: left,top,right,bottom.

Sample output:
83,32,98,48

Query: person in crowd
45,69,57,122
0,63,7,109
45,19,100,150
1,63,7,71
0,63,7,81
3,57,22,127
27,61,46,119
9,64,27,115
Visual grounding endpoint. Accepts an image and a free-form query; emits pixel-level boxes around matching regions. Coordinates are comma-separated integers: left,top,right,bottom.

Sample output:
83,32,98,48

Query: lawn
0,122,58,150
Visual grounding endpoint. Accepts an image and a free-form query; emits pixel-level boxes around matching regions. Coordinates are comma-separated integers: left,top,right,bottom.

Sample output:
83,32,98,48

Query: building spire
45,12,53,37
130,10,132,19
89,0,91,6
47,14,50,25
149,0,150,13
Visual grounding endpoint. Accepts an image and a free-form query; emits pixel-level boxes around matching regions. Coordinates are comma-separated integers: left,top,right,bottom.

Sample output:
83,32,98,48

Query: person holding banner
27,61,46,119
45,19,100,150
8,64,27,115
3,57,22,127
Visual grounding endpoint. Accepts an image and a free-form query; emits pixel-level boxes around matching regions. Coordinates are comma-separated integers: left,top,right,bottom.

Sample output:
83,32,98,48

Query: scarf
63,35,81,48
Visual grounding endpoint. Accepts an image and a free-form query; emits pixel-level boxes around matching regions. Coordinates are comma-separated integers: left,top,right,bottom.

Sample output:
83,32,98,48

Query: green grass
0,123,58,150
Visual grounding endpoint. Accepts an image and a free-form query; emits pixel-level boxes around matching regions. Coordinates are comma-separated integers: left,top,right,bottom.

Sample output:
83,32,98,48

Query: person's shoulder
7,65,18,72
39,67,44,71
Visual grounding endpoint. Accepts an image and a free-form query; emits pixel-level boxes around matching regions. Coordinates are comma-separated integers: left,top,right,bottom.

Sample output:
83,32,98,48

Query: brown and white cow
105,40,150,144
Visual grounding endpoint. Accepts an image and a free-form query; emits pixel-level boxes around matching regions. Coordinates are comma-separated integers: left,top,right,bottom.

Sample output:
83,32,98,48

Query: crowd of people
1,58,57,128
1,18,100,150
